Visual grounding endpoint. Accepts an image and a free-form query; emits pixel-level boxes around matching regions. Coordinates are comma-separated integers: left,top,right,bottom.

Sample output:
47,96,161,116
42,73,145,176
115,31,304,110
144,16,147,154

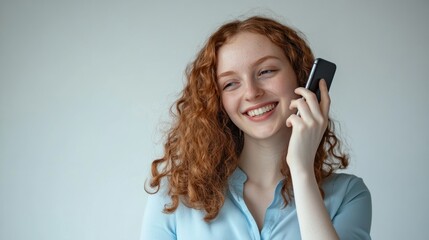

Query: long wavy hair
146,16,349,221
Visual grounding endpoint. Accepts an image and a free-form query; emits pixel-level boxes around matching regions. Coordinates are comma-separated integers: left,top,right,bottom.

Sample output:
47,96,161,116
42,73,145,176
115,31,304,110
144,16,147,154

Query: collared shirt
141,168,372,239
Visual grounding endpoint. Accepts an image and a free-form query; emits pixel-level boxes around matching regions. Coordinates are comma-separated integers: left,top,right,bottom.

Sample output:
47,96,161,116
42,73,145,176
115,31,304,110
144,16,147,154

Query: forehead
217,32,286,73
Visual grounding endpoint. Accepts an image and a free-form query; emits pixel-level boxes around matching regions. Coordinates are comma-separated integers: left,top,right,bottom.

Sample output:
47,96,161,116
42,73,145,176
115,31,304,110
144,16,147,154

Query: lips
245,102,277,117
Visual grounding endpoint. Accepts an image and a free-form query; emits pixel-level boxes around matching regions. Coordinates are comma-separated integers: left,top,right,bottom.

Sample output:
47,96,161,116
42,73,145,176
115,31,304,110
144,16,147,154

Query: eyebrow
217,55,281,79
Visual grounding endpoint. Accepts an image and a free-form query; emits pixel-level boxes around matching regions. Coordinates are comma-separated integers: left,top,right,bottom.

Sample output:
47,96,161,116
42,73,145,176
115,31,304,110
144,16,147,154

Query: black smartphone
304,58,336,101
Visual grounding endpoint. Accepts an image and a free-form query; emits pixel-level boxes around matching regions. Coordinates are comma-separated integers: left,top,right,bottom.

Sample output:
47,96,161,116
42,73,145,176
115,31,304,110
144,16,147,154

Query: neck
238,129,290,188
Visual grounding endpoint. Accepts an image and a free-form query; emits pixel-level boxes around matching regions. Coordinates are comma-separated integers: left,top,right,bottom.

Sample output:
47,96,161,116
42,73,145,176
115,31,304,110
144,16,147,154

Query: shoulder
140,184,177,239
144,188,174,215
322,172,372,218
323,173,370,198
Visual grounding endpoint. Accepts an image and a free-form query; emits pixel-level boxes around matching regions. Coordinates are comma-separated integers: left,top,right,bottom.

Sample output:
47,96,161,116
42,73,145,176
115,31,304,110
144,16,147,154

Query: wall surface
1,0,428,239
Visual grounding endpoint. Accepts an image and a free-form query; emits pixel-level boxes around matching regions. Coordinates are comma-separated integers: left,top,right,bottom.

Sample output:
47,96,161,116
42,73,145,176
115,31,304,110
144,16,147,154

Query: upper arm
332,177,372,240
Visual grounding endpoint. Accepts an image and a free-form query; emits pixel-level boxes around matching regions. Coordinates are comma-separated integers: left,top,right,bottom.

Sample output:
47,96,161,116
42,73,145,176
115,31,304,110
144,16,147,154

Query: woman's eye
259,69,276,76
223,81,238,90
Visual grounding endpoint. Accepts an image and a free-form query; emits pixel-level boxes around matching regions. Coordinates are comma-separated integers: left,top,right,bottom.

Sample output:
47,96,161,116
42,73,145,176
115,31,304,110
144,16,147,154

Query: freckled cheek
280,79,299,98
276,87,298,101
277,90,299,113
221,96,239,117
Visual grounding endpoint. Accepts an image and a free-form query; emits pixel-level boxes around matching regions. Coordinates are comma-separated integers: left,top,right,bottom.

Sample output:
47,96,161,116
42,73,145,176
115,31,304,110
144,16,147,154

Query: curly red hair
146,16,348,221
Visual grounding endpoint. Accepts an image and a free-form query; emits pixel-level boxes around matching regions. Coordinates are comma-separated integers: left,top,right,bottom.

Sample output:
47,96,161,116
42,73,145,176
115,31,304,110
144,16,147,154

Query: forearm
290,167,339,240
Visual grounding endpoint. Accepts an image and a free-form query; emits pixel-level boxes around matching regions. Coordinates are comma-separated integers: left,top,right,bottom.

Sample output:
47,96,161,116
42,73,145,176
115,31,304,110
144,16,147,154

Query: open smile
244,102,278,117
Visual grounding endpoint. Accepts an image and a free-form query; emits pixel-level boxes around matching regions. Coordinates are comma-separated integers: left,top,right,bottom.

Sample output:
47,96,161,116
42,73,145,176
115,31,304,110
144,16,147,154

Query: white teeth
247,104,275,117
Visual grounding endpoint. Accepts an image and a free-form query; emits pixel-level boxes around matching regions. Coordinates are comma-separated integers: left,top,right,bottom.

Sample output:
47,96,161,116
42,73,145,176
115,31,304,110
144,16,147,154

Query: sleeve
140,190,177,240
332,176,372,240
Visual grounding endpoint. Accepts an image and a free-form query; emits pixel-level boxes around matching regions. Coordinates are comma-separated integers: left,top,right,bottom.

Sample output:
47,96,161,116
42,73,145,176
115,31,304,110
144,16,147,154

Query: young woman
141,16,372,240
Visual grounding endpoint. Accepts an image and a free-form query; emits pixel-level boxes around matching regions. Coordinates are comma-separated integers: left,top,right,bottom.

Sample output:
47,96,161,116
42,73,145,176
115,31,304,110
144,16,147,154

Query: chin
246,127,285,140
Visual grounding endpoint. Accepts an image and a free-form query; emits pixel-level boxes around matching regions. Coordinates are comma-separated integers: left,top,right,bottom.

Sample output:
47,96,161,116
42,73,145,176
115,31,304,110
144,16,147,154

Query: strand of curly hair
146,16,349,222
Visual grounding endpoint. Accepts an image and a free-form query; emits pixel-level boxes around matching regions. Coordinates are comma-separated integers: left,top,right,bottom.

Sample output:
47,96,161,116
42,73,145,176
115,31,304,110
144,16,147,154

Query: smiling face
217,32,299,141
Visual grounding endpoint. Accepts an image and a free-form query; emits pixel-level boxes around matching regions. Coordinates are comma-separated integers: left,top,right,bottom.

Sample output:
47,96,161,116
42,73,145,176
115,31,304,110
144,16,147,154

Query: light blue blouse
140,168,371,239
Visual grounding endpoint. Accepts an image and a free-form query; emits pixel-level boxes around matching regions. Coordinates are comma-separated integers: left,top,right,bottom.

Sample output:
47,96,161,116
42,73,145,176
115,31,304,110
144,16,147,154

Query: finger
286,113,302,128
289,97,312,120
294,87,321,117
319,79,331,118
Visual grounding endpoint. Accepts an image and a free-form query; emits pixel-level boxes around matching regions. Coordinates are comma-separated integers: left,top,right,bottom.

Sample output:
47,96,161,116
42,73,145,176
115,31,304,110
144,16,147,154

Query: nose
244,80,263,101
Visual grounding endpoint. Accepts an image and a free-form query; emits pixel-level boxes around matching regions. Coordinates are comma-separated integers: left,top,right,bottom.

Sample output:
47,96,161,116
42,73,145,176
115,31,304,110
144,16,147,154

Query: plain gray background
1,0,428,239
